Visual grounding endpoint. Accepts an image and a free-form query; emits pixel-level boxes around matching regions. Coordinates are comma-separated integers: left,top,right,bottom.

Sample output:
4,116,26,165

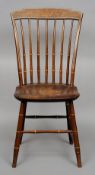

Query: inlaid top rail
11,8,83,20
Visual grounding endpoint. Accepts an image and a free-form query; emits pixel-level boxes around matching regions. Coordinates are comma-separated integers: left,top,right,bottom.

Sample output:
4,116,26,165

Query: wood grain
20,19,27,84
28,19,33,83
59,20,65,83
45,20,48,83
66,20,73,84
52,20,56,83
11,8,82,20
11,8,83,168
37,20,40,83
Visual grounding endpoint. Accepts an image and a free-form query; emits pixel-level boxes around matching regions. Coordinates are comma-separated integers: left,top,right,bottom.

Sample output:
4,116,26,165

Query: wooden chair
11,8,83,168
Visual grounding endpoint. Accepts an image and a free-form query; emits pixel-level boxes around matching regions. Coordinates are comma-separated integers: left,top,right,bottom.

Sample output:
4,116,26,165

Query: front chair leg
69,101,82,167
20,102,27,145
12,102,26,168
65,102,73,144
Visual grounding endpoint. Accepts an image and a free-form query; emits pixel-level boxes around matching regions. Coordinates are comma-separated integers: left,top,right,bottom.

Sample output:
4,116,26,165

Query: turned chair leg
69,101,82,167
12,102,26,168
20,102,27,145
65,102,73,144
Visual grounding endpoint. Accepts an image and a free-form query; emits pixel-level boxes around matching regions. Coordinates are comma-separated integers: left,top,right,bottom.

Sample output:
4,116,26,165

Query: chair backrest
11,9,83,86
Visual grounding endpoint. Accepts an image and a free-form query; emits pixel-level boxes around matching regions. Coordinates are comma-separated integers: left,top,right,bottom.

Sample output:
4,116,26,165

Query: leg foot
12,147,19,168
75,147,82,167
12,102,26,167
69,101,82,167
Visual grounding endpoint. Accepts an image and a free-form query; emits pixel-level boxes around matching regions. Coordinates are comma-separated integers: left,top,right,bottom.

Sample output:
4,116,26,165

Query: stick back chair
11,8,83,168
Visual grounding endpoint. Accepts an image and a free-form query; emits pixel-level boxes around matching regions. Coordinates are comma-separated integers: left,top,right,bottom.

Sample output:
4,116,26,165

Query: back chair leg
12,102,26,168
65,102,73,144
69,101,82,167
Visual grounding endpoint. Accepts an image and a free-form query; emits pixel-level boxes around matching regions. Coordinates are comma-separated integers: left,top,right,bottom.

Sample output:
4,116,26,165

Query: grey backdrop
0,0,95,174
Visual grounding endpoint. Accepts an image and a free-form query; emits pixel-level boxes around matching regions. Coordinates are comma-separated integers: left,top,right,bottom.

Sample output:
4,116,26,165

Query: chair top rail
11,8,83,20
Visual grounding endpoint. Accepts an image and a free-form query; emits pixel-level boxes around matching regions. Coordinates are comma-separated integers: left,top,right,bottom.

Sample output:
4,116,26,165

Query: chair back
11,9,83,86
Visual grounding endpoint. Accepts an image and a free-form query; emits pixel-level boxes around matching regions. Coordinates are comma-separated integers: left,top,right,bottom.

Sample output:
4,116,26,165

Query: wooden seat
11,8,83,168
15,84,80,101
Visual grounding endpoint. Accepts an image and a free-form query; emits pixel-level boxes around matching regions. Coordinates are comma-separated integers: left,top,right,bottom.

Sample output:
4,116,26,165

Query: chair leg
65,102,73,144
69,101,82,167
12,102,26,168
20,102,27,145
